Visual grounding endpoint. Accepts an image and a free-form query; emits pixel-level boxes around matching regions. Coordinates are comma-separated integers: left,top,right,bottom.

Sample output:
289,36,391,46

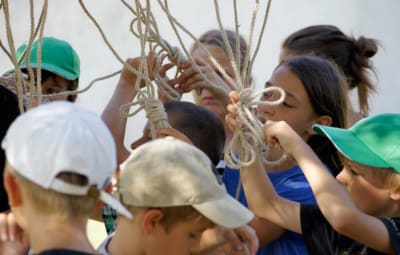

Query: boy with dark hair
15,36,80,104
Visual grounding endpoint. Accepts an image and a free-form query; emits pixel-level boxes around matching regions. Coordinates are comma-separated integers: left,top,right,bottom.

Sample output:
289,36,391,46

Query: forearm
293,143,359,229
101,79,137,163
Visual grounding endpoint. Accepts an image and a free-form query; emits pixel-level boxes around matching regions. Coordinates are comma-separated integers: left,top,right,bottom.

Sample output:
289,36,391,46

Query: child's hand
225,225,259,255
157,62,180,103
0,213,29,255
119,51,160,87
156,128,193,145
169,59,232,104
263,121,305,157
225,91,242,132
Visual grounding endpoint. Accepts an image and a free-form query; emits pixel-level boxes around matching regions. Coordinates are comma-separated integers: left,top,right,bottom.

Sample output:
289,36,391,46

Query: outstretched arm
263,120,396,254
101,51,160,164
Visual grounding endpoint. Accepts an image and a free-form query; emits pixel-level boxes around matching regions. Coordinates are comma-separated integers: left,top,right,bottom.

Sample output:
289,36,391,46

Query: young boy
230,110,400,254
1,101,131,254
14,36,80,105
97,137,258,255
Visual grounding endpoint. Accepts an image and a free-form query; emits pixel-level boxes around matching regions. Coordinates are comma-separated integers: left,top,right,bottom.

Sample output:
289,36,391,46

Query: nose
257,103,274,122
335,168,348,186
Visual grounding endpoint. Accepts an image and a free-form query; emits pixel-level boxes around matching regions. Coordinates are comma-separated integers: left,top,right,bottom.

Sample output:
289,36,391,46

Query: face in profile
257,64,319,141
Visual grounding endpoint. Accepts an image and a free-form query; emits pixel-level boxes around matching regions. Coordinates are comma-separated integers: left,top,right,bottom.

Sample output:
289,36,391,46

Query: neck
108,218,143,255
24,211,94,254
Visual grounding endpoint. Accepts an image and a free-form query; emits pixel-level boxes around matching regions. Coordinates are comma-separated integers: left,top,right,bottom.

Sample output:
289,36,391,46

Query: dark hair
164,101,226,165
23,69,78,102
280,56,348,175
191,29,251,76
282,25,378,116
0,85,20,212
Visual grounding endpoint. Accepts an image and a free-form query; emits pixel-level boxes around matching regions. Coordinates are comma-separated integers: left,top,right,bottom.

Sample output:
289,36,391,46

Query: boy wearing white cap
1,101,131,255
97,137,257,255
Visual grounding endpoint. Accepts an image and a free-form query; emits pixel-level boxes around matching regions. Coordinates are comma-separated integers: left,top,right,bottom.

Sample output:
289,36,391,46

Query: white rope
214,0,288,169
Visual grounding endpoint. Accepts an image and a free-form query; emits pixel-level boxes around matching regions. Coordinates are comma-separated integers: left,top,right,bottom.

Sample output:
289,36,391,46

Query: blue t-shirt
222,164,317,255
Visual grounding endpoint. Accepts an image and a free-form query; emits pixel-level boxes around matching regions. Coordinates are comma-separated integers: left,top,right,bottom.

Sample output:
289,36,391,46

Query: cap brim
193,194,254,228
100,191,133,220
18,62,78,80
313,124,390,168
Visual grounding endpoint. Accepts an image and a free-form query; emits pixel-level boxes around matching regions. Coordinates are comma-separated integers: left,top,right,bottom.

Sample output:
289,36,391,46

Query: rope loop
225,85,289,169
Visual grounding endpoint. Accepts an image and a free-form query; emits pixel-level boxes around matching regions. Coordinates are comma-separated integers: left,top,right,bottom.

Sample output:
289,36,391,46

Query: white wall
1,0,399,146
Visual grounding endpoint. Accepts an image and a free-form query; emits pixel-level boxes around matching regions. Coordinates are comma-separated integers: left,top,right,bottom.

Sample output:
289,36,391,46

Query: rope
2,0,25,112
216,0,288,169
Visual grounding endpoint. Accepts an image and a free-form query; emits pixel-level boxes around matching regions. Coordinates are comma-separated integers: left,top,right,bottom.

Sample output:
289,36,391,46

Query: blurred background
1,0,399,146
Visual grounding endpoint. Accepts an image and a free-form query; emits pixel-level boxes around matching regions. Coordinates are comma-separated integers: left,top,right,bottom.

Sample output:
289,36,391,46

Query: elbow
326,207,360,235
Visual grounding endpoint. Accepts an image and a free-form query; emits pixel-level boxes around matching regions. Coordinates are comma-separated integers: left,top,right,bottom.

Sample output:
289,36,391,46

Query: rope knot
144,98,170,129
238,88,253,106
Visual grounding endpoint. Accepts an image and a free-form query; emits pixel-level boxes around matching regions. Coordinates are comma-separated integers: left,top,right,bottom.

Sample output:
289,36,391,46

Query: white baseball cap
117,137,254,228
1,101,132,219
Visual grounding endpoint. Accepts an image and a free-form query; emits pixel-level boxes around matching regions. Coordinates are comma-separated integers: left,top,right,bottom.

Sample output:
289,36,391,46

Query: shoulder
97,232,115,255
380,217,400,253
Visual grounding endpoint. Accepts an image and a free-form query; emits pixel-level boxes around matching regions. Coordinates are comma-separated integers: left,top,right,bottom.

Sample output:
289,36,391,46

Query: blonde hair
7,163,98,217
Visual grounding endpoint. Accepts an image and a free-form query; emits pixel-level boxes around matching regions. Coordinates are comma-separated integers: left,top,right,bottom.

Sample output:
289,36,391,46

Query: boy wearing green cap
15,36,80,104
227,107,400,253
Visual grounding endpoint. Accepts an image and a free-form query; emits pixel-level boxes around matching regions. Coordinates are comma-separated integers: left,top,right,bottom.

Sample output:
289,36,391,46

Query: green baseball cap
16,37,80,80
313,114,400,173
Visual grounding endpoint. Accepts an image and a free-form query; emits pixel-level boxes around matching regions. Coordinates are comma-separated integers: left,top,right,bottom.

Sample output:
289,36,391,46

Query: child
1,101,131,254
281,25,379,124
15,36,80,104
230,108,400,253
224,55,348,254
97,137,258,255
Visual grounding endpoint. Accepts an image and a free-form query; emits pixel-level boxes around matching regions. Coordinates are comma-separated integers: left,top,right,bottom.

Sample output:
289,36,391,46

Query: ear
3,171,23,207
307,115,333,135
142,209,164,235
389,186,400,201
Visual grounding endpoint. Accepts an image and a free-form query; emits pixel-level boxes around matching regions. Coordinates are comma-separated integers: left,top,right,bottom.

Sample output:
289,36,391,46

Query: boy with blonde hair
2,101,131,254
228,110,400,254
98,137,258,255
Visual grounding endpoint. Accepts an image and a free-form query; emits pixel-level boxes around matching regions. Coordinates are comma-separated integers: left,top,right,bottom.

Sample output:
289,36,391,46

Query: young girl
280,25,379,124
161,29,252,148
223,55,348,255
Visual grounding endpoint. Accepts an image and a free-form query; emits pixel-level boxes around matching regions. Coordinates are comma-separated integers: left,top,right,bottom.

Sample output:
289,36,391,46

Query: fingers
233,225,259,255
223,229,244,253
229,91,240,103
0,213,21,242
158,63,175,77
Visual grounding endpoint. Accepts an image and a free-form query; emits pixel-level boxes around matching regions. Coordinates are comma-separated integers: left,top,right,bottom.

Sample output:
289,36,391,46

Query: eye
349,168,359,176
282,101,294,108
189,232,201,240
